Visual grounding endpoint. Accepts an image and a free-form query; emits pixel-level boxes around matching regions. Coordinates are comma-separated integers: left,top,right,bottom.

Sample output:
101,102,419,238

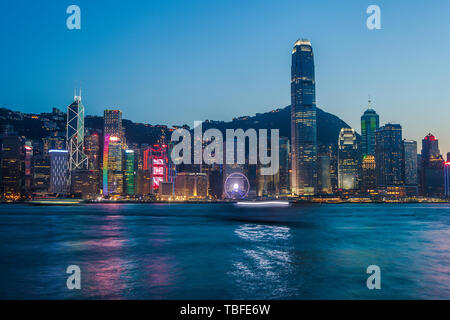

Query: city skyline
1,0,450,155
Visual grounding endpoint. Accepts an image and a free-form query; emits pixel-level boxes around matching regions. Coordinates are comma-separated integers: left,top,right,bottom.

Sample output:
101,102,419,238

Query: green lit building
124,150,136,195
361,102,379,157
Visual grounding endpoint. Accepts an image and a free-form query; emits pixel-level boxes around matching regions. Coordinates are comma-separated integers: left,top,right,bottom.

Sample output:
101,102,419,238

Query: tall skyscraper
375,124,404,187
124,150,136,195
279,137,290,195
445,161,450,198
420,134,444,197
290,39,317,195
1,135,23,199
49,150,69,194
361,103,379,156
66,93,88,172
338,128,359,190
103,110,124,195
361,155,376,193
403,140,418,186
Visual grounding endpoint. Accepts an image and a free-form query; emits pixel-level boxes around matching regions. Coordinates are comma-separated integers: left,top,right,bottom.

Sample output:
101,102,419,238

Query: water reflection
230,224,298,299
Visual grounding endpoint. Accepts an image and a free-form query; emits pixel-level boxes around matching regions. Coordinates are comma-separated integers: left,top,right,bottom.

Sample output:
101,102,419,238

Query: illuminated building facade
175,172,208,199
66,93,88,172
23,141,33,194
143,144,169,192
103,110,124,195
402,140,418,195
71,170,97,197
32,155,50,192
338,128,359,190
375,124,404,188
103,135,123,195
445,162,450,198
124,150,136,195
49,150,69,194
1,135,23,198
420,134,444,197
361,155,376,193
290,39,317,195
279,137,290,195
361,105,379,156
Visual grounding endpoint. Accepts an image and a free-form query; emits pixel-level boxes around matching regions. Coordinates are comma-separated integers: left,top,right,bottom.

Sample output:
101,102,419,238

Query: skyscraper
290,39,317,195
361,155,376,193
375,124,404,188
403,140,418,186
361,103,379,156
1,135,23,199
445,161,450,198
124,150,136,195
338,128,359,190
420,134,444,197
279,137,290,195
103,110,123,195
66,93,88,172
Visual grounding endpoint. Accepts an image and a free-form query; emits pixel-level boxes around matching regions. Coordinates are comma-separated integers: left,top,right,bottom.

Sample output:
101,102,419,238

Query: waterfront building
159,182,174,199
403,140,418,195
375,124,404,188
71,169,97,198
279,137,290,195
361,104,379,156
445,161,450,198
49,150,69,194
23,141,33,194
361,155,376,193
1,135,24,199
290,39,317,195
32,155,50,193
103,135,123,195
66,93,88,172
338,128,359,190
85,132,101,171
420,134,444,197
124,149,136,195
103,110,124,195
175,172,208,199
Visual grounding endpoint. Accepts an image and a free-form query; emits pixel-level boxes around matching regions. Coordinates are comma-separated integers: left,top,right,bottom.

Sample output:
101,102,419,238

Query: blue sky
1,0,449,155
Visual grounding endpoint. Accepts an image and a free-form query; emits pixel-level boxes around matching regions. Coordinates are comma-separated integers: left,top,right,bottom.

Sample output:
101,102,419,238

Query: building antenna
368,94,372,107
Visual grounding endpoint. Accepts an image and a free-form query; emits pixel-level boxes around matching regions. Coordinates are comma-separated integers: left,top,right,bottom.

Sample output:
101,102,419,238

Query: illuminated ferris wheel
224,172,250,199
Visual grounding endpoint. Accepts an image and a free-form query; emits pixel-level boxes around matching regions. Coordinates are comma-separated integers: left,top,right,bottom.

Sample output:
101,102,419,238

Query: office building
375,124,404,188
338,128,359,190
49,150,69,194
124,150,136,195
66,93,88,171
175,172,208,199
103,110,123,195
32,155,50,193
290,39,317,195
1,135,23,198
420,134,444,197
361,155,376,193
361,104,379,156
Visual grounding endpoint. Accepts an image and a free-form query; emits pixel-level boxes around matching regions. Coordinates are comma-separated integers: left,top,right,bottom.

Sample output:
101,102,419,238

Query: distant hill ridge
0,105,355,147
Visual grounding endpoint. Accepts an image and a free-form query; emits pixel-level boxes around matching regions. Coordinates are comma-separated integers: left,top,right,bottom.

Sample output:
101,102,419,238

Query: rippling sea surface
0,203,448,299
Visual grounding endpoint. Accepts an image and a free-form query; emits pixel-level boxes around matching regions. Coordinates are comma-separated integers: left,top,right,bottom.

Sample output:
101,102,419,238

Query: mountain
201,105,355,147
0,105,355,148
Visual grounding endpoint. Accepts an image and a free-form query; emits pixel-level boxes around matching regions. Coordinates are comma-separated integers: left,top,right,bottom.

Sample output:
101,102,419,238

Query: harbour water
0,203,448,299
